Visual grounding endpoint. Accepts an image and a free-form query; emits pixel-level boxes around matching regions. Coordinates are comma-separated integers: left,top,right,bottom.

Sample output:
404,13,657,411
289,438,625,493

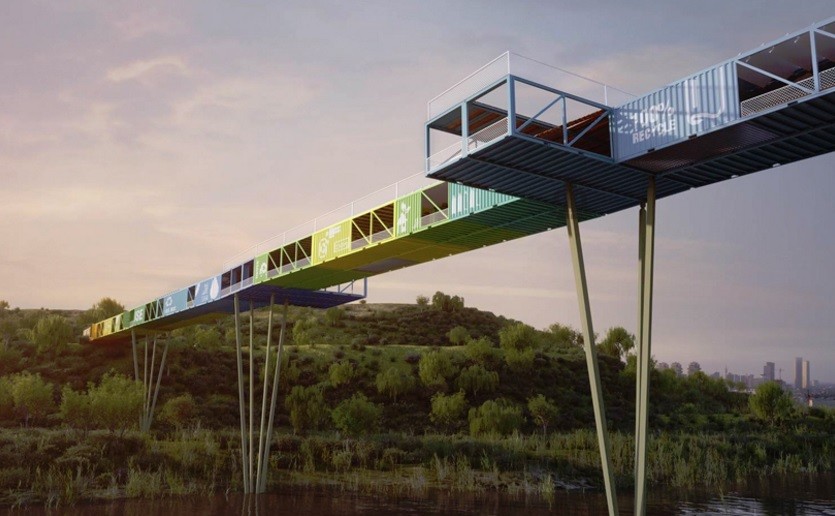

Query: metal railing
467,117,508,152
222,172,440,270
427,141,463,171
740,67,835,116
427,52,635,118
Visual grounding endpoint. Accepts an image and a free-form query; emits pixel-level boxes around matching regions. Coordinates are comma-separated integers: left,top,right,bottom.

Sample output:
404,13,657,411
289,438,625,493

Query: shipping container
613,62,738,161
162,288,189,316
312,220,352,265
449,184,516,220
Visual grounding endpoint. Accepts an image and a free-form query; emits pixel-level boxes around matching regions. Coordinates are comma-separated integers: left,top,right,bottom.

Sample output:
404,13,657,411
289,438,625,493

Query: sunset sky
2,1,834,381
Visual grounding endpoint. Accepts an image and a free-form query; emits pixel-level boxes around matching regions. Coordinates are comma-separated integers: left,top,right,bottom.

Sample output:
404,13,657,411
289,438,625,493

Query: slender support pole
145,337,158,430
131,330,140,382
233,294,249,493
565,183,619,516
634,203,646,486
248,300,255,492
255,294,275,494
147,339,169,432
259,300,288,493
635,178,657,515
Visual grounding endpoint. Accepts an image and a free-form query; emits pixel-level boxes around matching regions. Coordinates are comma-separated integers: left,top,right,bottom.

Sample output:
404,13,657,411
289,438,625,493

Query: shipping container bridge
85,17,835,514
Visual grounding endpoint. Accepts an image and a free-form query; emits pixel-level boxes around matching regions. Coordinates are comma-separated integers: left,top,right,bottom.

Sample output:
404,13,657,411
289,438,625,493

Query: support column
565,183,618,516
233,294,249,493
257,298,288,493
133,332,169,433
635,178,656,515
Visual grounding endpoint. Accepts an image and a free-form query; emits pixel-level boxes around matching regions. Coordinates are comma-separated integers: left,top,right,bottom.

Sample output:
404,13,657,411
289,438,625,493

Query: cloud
107,56,190,83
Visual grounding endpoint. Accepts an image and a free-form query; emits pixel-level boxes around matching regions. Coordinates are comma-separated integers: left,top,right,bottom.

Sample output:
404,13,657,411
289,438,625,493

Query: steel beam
635,178,656,515
565,182,618,516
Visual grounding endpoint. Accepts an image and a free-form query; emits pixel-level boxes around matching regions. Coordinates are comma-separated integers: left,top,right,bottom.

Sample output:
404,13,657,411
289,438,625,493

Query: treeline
3,293,829,438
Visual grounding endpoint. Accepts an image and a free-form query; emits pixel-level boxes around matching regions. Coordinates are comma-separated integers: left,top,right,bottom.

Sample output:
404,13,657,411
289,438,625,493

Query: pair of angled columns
130,294,289,495
566,178,656,516
130,330,169,433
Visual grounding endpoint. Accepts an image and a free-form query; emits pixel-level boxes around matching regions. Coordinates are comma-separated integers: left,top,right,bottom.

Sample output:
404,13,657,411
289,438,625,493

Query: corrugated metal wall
613,62,739,160
449,184,516,220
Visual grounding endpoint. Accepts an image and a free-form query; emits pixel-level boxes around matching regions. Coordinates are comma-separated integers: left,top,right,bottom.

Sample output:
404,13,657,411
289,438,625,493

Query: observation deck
426,18,835,212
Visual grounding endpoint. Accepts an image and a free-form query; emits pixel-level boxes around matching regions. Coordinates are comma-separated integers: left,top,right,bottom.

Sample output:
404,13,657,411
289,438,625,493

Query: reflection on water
1,474,832,515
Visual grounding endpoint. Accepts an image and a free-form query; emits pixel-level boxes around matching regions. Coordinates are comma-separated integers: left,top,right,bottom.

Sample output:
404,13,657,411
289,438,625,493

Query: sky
1,1,834,382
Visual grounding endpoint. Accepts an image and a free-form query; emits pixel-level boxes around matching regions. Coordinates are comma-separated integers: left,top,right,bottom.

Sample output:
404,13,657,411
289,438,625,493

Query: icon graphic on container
398,203,410,234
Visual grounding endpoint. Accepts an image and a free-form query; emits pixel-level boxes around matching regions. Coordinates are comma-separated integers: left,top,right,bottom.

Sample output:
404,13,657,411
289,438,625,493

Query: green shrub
418,350,457,390
749,381,794,426
87,371,144,433
9,371,55,426
527,394,559,434
446,326,470,346
159,393,199,429
375,365,416,402
464,336,498,364
430,391,468,432
468,399,524,437
329,361,355,387
332,394,381,437
285,384,329,434
455,365,499,396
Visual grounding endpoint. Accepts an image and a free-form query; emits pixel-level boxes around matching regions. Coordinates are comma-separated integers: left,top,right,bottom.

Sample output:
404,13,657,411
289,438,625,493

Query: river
2,473,832,515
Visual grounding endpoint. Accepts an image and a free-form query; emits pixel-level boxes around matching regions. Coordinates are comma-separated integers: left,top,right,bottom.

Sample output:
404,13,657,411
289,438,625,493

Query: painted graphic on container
131,306,146,325
162,289,189,316
312,220,352,264
194,275,222,306
253,253,270,284
395,192,422,236
613,62,739,160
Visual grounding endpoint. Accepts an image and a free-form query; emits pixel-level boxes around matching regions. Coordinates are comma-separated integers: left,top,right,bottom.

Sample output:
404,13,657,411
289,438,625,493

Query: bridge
85,16,835,515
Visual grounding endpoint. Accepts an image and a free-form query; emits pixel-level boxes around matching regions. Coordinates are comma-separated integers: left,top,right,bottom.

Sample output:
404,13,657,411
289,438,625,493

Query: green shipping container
253,252,270,284
449,184,516,220
395,191,422,237
312,220,352,265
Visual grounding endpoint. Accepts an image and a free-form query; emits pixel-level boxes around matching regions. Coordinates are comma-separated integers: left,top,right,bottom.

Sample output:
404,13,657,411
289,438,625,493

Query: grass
0,424,833,507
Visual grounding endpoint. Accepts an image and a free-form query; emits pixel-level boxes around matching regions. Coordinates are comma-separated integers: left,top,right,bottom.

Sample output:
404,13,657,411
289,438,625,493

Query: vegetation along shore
0,295,832,507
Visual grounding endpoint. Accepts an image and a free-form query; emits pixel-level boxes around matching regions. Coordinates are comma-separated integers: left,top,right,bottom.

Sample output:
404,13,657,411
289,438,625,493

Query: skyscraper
802,360,810,389
795,357,803,389
763,362,775,382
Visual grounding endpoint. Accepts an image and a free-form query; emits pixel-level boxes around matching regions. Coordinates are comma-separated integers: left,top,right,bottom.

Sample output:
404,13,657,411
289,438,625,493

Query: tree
324,307,344,327
10,372,55,426
329,361,355,387
545,323,583,348
446,326,470,346
0,376,14,421
597,326,635,360
687,362,702,376
23,314,74,355
455,365,499,396
331,394,381,437
431,291,464,312
415,295,429,308
0,300,9,317
194,327,222,349
159,393,199,430
285,385,329,434
464,336,498,364
527,394,559,434
749,381,794,426
59,386,93,433
80,297,125,325
670,362,684,376
418,350,457,390
430,391,468,432
468,399,524,437
87,372,144,434
499,323,539,352
375,365,416,402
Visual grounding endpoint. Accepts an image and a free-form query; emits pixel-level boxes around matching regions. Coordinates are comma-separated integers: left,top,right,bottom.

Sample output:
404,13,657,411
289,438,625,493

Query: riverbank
2,427,832,507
